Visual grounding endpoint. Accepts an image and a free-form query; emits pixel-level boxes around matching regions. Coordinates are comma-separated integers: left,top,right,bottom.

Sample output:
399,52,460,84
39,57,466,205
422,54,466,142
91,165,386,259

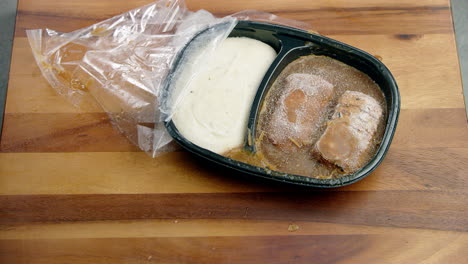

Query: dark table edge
0,0,18,138
451,0,468,119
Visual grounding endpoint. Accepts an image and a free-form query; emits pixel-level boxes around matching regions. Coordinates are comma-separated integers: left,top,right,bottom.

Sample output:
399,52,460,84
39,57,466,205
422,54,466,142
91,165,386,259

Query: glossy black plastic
164,21,400,188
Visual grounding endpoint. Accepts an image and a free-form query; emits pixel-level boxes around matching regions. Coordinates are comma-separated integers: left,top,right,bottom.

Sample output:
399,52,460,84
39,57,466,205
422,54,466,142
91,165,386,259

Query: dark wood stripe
394,34,424,40
273,6,449,13
1,191,466,231
1,108,467,152
0,235,372,264
16,5,450,20
14,6,452,37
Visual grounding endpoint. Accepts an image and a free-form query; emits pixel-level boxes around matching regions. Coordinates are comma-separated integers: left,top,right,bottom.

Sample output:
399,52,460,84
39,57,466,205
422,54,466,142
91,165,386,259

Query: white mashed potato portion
172,37,277,154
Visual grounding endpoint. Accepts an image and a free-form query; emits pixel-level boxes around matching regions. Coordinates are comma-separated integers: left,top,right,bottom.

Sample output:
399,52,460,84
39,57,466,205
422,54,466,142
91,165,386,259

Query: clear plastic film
26,0,312,157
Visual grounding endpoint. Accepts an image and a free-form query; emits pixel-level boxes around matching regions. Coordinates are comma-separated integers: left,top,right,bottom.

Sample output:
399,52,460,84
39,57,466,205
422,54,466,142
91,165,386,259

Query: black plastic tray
164,21,400,188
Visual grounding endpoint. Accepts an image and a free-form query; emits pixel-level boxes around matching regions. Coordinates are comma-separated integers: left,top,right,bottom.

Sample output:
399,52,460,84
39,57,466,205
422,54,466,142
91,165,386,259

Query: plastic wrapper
27,0,312,157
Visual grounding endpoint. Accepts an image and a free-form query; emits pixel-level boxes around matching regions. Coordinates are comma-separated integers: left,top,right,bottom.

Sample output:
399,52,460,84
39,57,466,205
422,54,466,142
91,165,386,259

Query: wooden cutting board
1,0,467,263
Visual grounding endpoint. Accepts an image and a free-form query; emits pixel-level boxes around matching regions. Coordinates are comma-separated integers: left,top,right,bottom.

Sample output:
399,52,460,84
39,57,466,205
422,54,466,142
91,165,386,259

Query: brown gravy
225,55,387,179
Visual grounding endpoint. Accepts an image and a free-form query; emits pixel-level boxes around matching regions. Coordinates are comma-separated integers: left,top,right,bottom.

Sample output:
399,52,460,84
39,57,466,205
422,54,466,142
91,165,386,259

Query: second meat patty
315,90,384,172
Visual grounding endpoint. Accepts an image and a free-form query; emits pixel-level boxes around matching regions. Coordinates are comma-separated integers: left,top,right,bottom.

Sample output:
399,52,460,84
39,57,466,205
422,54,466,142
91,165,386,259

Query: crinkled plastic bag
27,0,235,155
27,0,312,157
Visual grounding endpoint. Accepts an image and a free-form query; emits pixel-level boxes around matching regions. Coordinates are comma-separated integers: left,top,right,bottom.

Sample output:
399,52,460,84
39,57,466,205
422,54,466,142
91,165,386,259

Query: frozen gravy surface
226,55,387,179
172,37,276,154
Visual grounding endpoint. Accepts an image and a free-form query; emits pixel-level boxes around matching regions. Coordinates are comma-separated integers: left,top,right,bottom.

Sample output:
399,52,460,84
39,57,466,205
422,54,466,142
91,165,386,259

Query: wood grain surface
1,0,467,263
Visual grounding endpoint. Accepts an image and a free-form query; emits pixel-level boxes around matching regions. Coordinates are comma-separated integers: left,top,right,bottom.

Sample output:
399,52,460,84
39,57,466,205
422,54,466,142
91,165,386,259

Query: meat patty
266,73,334,149
315,91,383,172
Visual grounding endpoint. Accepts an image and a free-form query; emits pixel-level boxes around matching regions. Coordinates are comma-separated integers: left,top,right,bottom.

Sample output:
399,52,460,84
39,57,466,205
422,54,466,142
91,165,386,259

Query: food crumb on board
288,224,300,232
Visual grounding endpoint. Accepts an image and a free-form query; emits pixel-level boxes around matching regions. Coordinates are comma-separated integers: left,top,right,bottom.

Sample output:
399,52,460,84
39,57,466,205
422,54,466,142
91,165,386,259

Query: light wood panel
1,219,463,240
7,34,464,114
331,34,464,109
0,148,467,195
